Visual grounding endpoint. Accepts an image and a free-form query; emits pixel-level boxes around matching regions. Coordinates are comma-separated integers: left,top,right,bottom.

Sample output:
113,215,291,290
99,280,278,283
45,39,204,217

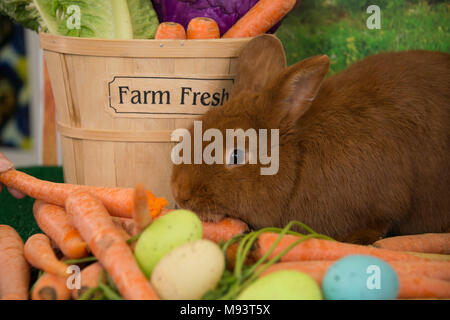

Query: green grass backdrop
277,0,449,73
0,167,63,241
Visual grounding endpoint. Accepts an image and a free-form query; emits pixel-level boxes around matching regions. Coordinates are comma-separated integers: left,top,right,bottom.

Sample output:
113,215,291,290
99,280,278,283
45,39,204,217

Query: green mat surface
0,166,64,241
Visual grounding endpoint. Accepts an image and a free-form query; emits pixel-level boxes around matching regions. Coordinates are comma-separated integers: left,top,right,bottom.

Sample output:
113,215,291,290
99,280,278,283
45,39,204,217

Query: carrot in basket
259,261,450,298
187,17,220,39
33,200,88,259
202,218,249,244
132,184,153,234
255,233,425,262
155,22,186,39
223,0,296,38
65,190,159,300
72,262,105,300
24,233,69,278
31,273,71,300
0,225,30,300
373,233,450,254
0,169,167,218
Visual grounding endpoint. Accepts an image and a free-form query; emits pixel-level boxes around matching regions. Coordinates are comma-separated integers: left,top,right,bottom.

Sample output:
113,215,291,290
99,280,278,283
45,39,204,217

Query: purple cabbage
151,0,282,36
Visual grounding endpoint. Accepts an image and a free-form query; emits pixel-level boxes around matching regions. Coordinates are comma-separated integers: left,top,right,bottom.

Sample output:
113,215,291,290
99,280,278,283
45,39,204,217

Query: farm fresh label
108,75,234,118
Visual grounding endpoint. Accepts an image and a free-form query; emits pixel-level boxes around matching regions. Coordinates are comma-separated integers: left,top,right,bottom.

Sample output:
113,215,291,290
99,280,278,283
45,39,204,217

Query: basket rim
39,32,256,58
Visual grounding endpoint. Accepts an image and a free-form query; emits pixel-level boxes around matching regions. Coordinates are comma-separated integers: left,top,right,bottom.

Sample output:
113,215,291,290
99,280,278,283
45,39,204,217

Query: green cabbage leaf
0,0,159,39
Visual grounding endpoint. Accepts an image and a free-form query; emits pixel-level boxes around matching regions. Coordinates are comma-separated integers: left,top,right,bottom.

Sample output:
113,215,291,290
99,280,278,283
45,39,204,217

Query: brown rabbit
171,35,450,244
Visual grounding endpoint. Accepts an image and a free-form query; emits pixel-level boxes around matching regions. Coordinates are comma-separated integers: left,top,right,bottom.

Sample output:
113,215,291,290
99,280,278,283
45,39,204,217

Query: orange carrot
223,0,296,38
65,190,159,300
112,217,136,236
153,211,249,243
0,225,30,300
24,233,69,278
226,242,257,269
132,184,153,234
0,169,167,218
255,233,426,262
259,261,450,298
396,273,450,298
111,217,138,252
202,218,249,243
373,233,450,254
389,261,450,281
403,251,450,261
72,262,105,300
31,273,71,300
155,22,186,39
260,260,450,282
116,224,133,242
33,200,88,259
187,17,220,39
399,298,450,300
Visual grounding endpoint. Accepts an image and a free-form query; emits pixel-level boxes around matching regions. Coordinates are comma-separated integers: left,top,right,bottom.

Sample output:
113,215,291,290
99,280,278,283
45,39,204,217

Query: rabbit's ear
272,55,330,124
232,34,287,95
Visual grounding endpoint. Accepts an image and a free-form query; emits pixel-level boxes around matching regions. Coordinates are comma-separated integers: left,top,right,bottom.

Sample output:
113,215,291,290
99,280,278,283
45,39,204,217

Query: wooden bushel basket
39,33,252,207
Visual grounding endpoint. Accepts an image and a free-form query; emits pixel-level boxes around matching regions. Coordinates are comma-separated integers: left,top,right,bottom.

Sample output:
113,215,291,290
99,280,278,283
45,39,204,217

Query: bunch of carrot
0,168,166,300
206,221,450,300
0,169,249,300
154,0,297,40
253,233,450,299
0,169,167,218
155,18,221,40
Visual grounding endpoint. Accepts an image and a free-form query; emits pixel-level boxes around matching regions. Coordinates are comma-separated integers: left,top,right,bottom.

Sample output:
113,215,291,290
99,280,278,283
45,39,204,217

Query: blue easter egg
322,255,399,300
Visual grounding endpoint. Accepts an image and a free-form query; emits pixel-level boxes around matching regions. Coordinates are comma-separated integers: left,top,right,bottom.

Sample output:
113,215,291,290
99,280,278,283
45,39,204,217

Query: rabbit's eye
227,149,246,166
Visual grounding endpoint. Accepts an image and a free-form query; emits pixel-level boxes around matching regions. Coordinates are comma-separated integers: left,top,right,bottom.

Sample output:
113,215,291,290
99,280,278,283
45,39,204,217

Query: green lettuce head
0,0,59,33
0,0,159,39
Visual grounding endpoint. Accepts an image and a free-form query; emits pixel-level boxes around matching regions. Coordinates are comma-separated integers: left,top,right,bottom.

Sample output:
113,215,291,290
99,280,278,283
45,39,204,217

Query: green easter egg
134,209,203,278
237,270,323,300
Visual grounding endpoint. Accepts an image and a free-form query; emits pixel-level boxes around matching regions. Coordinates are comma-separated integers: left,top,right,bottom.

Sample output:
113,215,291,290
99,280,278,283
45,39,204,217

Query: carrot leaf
78,287,101,300
96,269,123,300
99,282,123,300
126,232,141,244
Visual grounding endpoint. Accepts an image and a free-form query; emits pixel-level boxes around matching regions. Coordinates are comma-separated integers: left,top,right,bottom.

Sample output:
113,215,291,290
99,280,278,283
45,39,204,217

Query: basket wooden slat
40,33,252,207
